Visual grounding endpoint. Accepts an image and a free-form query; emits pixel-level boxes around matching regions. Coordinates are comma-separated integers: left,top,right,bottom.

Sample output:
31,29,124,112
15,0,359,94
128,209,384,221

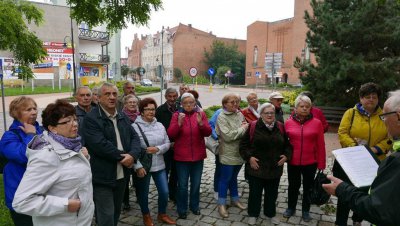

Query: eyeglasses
57,117,78,125
182,102,195,106
379,111,398,121
261,112,275,115
79,93,91,97
227,100,239,105
143,108,156,112
126,101,137,104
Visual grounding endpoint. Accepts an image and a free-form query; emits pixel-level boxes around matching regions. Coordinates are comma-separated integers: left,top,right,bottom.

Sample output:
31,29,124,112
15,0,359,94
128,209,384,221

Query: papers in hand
332,146,379,188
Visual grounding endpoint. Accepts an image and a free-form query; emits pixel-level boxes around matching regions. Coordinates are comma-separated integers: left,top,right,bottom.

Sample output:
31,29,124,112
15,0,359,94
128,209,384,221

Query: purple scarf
48,132,82,152
123,107,139,122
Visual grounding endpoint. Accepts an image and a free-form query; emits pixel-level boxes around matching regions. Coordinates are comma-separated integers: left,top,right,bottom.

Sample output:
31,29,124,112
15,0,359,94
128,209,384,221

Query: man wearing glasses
323,90,400,225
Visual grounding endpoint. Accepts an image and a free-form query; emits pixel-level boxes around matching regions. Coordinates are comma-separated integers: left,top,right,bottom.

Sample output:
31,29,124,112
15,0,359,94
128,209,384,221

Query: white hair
386,89,400,111
180,93,195,103
294,95,312,108
258,103,275,114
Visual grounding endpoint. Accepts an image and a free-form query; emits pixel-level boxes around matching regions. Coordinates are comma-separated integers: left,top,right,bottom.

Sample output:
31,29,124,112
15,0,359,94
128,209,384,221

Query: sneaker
270,216,280,225
248,217,256,225
214,192,218,200
302,211,312,222
283,208,295,218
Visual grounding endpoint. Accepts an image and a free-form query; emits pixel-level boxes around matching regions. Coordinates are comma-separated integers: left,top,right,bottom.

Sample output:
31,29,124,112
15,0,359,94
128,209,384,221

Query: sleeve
127,124,141,160
282,127,293,161
167,112,180,140
0,131,35,165
316,108,329,133
216,115,246,142
338,109,357,148
316,121,326,170
82,116,123,161
239,127,252,161
12,150,68,216
209,110,221,140
155,125,171,155
374,136,391,155
198,112,212,137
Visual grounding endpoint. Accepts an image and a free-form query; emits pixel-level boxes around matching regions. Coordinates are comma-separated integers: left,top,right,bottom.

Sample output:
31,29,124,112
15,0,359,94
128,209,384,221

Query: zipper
189,113,194,160
299,123,304,165
368,116,371,146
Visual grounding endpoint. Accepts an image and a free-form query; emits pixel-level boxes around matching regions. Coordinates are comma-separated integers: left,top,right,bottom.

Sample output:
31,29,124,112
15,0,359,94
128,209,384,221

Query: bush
281,90,302,106
182,74,210,85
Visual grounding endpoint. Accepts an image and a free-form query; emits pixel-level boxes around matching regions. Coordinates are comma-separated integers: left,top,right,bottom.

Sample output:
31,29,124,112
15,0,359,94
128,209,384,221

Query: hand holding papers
332,146,379,188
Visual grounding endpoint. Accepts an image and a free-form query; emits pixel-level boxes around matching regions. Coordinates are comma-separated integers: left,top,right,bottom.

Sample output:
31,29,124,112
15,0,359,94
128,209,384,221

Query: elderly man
242,92,260,122
74,86,95,144
323,90,400,226
83,83,141,226
118,81,140,110
269,91,285,123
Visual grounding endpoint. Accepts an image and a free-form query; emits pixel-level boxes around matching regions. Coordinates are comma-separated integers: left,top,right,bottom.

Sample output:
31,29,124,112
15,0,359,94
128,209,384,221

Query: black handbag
135,123,153,173
309,170,331,205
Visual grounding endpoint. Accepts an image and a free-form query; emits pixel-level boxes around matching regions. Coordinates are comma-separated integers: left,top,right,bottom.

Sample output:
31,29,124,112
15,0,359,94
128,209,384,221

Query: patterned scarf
123,107,139,122
48,132,82,152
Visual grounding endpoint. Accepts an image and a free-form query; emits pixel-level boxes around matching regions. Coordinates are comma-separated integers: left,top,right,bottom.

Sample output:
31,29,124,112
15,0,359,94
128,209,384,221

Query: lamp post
160,26,164,103
67,6,77,94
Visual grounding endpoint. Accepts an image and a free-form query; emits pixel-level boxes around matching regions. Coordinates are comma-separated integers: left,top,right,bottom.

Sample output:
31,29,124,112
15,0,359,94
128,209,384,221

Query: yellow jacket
338,105,391,161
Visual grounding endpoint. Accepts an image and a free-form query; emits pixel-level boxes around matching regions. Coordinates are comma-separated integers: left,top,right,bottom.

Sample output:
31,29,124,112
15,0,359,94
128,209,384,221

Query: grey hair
294,95,312,108
122,94,138,105
92,86,99,95
123,81,134,89
258,103,275,114
74,86,91,96
165,87,178,96
386,90,400,111
246,92,257,101
98,82,118,98
180,93,195,103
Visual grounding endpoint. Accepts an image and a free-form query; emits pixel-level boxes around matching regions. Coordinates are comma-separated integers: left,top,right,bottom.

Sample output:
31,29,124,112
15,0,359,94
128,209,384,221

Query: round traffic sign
189,67,197,77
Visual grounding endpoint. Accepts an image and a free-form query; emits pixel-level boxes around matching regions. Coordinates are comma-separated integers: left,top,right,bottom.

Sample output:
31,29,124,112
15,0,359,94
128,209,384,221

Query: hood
134,115,157,126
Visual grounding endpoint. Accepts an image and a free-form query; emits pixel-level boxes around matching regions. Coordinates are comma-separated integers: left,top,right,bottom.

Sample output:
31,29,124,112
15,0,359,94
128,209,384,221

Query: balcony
79,53,110,64
78,28,110,43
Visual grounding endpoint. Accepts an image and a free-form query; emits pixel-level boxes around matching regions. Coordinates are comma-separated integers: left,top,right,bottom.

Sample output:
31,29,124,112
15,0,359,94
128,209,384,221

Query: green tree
215,66,230,86
301,0,400,107
68,0,163,32
0,0,47,80
204,40,245,85
173,67,183,82
121,65,130,79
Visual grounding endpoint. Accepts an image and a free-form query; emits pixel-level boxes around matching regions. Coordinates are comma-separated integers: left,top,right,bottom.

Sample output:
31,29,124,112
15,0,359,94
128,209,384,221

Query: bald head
383,90,400,138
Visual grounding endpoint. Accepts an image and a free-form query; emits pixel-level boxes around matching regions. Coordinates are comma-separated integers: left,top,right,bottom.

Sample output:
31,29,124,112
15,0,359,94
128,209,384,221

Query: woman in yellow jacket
334,82,391,226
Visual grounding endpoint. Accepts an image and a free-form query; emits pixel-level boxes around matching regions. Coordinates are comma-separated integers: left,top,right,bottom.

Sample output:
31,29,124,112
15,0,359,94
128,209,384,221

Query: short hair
300,91,314,102
188,90,199,99
180,93,195,103
294,95,312,108
123,81,134,89
246,92,258,101
42,99,76,131
9,96,37,119
122,94,138,105
386,90,400,111
74,86,91,96
164,87,178,96
359,82,382,98
222,93,239,106
258,103,275,114
98,83,118,98
92,86,99,95
138,97,157,113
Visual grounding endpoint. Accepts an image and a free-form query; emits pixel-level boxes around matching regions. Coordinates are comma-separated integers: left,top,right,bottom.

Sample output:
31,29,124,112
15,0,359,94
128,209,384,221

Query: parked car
140,79,152,86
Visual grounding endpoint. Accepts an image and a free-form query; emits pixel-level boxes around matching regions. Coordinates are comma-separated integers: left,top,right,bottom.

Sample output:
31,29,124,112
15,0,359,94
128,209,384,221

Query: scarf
123,107,139,122
263,120,275,131
249,105,260,118
48,132,82,152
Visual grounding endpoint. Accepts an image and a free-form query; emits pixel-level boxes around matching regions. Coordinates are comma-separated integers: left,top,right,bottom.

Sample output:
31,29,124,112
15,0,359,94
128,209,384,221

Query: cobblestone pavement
118,133,371,226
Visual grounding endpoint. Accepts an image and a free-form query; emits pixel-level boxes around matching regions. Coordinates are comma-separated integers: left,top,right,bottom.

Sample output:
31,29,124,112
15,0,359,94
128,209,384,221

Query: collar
99,104,117,119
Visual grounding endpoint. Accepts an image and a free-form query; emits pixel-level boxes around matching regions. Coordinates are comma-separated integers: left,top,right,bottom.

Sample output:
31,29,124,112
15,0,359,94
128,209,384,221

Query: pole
70,5,77,94
272,53,275,90
209,75,212,92
1,77,6,131
160,26,164,104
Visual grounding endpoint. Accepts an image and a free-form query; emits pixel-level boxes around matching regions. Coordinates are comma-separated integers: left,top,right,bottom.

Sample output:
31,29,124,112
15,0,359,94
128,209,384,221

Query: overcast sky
121,0,294,57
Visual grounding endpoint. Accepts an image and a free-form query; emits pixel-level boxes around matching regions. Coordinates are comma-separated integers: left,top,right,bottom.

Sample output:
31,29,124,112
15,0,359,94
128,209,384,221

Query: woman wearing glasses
334,82,390,226
12,100,93,226
215,93,249,218
239,103,292,225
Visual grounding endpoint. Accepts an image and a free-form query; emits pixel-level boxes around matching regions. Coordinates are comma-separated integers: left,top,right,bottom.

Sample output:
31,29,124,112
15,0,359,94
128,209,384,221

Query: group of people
0,81,399,226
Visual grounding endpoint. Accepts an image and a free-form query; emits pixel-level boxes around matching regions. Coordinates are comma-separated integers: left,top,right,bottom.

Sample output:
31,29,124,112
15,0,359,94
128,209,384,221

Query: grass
0,175,13,226
0,86,73,96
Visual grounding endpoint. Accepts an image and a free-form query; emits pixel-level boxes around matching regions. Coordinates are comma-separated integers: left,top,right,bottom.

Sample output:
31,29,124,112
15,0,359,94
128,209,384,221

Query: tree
135,67,146,80
0,0,47,80
301,0,400,107
121,65,130,79
215,66,231,86
204,40,246,85
173,67,183,83
68,0,163,32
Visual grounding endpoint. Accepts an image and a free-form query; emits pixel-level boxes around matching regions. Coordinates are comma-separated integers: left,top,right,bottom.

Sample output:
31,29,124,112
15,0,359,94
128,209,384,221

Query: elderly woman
132,98,175,226
0,96,43,226
91,86,99,105
242,92,260,122
283,95,326,222
167,93,211,219
334,82,390,226
12,100,93,226
239,103,292,225
216,93,249,218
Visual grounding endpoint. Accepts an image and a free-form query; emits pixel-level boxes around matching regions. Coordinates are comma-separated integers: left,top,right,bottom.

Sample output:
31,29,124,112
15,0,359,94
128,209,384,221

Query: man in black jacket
83,83,141,226
323,90,400,226
74,86,95,145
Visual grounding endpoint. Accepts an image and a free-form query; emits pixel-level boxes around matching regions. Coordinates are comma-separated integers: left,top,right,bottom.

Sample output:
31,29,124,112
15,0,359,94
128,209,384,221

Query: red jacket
311,107,329,133
167,111,212,162
285,115,326,169
241,107,258,123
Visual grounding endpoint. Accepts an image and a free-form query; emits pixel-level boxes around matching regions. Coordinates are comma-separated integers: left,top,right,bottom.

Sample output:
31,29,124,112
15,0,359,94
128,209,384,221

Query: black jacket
82,106,141,187
75,103,96,145
336,151,400,226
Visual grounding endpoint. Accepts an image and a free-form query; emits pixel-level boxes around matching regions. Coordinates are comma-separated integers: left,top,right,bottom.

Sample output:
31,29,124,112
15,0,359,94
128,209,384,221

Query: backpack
249,120,285,143
0,130,23,174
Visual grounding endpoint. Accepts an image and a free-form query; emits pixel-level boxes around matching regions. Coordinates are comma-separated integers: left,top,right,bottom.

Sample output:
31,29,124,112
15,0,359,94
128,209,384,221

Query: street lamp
160,26,165,103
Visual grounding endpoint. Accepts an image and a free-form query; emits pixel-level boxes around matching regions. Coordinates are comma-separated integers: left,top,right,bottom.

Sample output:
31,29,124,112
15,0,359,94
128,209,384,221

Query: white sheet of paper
332,146,379,187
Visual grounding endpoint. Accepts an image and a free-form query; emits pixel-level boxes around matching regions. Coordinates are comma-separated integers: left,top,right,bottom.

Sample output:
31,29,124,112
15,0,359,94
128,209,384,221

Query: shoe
218,205,229,218
302,211,312,222
157,214,176,225
191,209,201,215
142,213,154,226
231,201,247,210
283,208,295,218
178,213,187,219
270,216,280,225
214,191,218,200
123,203,131,211
248,217,256,225
353,222,362,226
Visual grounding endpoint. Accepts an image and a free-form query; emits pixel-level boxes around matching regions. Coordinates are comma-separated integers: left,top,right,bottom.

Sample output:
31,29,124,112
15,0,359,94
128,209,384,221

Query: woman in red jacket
283,95,326,222
167,93,212,219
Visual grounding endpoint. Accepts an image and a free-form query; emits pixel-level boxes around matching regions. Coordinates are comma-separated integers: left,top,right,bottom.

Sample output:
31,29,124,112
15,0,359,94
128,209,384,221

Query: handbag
309,170,331,205
205,136,219,154
135,123,153,173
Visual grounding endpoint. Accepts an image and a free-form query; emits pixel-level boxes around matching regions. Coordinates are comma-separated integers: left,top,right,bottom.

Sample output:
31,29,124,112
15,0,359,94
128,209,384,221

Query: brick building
245,0,313,86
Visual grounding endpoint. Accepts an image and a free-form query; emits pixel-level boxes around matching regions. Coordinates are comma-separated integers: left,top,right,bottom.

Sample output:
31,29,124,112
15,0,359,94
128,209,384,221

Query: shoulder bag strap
135,123,150,147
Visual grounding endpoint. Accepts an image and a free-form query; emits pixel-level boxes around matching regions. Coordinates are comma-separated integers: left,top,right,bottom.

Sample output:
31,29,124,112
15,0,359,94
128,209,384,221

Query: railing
78,28,109,42
79,53,110,63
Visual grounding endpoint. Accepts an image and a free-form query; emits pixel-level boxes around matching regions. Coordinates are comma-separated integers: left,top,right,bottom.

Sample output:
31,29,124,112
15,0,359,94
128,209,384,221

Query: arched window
253,46,258,67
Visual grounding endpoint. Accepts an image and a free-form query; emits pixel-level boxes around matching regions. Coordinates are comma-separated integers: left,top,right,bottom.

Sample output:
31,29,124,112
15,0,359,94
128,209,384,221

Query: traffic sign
66,63,71,71
189,67,197,77
207,68,215,76
255,71,261,77
79,66,84,76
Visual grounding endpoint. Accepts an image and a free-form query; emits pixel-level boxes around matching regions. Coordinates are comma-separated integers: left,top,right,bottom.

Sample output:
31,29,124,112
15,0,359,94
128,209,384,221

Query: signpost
0,59,6,131
265,52,283,90
189,67,198,89
255,71,261,90
207,67,215,92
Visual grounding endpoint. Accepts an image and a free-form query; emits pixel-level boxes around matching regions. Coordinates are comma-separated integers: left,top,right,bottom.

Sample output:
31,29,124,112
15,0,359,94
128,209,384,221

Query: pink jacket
285,116,326,169
167,111,212,162
311,107,329,133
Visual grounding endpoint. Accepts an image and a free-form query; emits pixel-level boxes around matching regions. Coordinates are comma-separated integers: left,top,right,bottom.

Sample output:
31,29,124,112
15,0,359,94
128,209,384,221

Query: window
253,46,258,67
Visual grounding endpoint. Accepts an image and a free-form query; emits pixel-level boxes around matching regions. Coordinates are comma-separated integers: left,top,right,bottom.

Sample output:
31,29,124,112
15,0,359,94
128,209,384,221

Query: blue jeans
218,164,242,205
175,160,204,215
135,169,169,214
214,155,222,192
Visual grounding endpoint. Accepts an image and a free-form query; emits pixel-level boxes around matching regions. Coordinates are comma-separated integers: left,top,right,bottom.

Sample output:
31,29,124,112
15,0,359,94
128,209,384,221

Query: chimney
188,24,192,29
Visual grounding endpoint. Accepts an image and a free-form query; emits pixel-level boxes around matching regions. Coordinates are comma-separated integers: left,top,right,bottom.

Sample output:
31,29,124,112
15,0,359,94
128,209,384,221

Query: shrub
182,74,210,85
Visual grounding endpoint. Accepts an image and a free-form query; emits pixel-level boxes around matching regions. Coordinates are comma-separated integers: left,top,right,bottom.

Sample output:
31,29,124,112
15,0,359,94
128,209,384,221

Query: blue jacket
209,108,222,140
0,119,42,210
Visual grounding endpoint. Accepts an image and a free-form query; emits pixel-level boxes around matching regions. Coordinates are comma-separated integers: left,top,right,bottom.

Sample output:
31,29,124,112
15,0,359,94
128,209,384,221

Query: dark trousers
287,163,317,212
164,149,177,200
123,170,133,205
213,155,222,192
93,179,126,226
10,210,33,226
248,175,280,218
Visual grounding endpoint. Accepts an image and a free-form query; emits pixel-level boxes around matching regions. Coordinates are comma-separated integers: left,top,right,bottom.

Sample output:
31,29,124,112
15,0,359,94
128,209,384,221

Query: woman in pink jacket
167,93,212,219
283,95,326,222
